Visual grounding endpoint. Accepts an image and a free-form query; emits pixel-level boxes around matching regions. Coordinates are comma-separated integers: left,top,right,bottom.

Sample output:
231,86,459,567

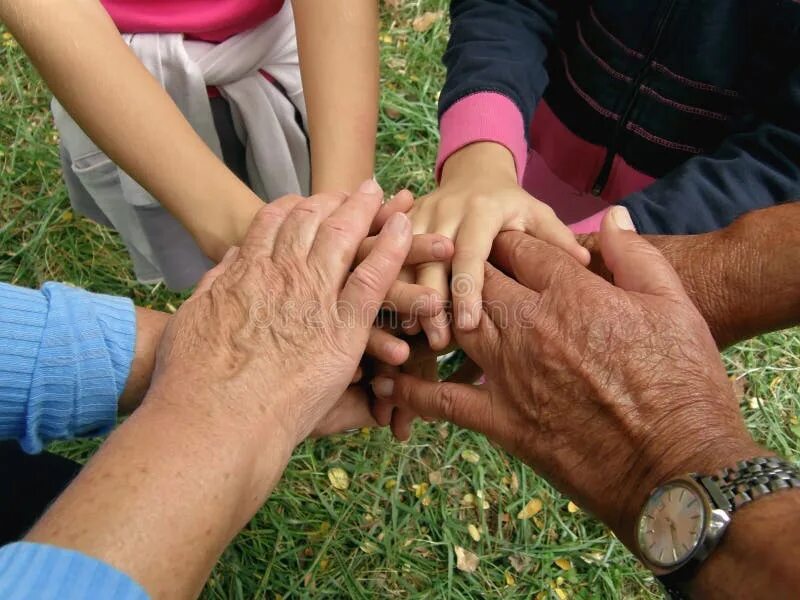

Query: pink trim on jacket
525,101,654,232
100,0,284,42
436,92,529,184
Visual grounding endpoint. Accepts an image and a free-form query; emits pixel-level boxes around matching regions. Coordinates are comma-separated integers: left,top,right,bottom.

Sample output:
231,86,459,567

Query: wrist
118,308,170,415
200,192,263,262
441,142,517,187
617,418,763,550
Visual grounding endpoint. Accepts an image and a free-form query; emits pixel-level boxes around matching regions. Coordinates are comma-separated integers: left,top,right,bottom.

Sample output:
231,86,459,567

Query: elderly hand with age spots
371,207,762,549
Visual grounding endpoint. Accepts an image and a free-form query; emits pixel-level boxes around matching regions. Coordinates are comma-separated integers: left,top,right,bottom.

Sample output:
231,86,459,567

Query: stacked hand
371,208,759,546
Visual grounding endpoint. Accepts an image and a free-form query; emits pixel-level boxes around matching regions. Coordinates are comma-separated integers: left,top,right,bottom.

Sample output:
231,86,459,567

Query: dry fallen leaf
554,558,573,571
327,467,349,491
504,570,516,586
468,523,481,542
461,493,476,507
461,449,480,464
454,546,479,573
412,10,444,33
428,470,444,485
509,554,530,573
567,501,580,514
554,588,568,600
510,472,520,494
517,498,543,520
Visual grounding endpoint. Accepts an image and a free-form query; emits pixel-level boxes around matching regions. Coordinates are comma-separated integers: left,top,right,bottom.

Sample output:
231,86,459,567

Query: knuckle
350,260,387,294
321,215,355,235
435,385,462,422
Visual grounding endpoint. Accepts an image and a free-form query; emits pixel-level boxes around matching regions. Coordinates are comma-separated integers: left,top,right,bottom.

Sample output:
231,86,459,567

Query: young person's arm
292,0,378,193
410,0,586,334
1,0,264,262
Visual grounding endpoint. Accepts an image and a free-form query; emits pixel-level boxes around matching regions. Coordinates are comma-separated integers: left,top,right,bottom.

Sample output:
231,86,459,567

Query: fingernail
371,377,394,398
358,178,381,195
428,329,441,348
432,240,447,259
458,311,475,330
611,206,636,232
386,212,409,234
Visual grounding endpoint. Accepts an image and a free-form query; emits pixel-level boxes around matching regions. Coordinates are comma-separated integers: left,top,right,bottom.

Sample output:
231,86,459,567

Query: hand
372,207,760,548
358,189,454,365
153,179,412,451
408,142,589,341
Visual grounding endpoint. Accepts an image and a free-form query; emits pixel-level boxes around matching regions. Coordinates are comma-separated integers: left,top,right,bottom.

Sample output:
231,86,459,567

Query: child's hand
409,142,590,334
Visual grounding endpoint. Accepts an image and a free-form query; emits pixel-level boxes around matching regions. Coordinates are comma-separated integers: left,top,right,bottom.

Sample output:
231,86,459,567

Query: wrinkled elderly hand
372,208,759,546
152,180,412,450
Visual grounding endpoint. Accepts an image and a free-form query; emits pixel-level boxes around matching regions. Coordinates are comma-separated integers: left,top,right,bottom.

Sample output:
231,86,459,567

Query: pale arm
292,0,379,193
1,0,263,261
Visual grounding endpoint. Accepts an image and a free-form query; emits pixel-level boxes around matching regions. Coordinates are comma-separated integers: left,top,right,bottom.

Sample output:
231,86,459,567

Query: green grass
1,3,798,598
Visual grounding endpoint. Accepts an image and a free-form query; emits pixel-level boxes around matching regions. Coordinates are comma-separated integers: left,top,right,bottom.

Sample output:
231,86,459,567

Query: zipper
590,0,678,196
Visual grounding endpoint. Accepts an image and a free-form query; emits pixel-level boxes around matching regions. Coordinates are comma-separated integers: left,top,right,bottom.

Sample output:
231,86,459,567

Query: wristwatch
635,456,800,599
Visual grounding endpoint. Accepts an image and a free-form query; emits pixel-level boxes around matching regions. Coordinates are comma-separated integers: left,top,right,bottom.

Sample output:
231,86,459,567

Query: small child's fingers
451,216,497,331
371,189,414,234
384,281,443,318
420,313,451,351
401,317,423,336
525,202,591,265
357,233,453,266
366,327,410,366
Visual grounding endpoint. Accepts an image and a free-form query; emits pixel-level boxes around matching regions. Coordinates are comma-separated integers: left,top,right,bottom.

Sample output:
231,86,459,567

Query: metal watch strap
658,457,800,599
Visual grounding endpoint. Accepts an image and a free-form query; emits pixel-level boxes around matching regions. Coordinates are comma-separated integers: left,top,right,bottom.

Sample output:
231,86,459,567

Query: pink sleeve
569,208,610,234
436,92,529,184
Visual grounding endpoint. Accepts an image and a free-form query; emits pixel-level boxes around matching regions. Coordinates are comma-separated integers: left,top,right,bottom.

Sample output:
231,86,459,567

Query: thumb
600,207,686,298
371,374,493,435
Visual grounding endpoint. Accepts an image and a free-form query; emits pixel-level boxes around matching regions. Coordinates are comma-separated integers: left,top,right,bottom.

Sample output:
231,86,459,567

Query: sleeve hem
436,92,529,184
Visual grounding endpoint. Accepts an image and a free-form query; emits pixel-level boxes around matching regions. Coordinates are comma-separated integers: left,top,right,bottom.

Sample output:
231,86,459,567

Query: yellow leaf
535,592,548,600
60,210,74,223
360,540,379,554
554,588,568,600
461,493,475,507
517,498,543,520
379,34,393,44
504,570,516,586
327,467,349,491
421,495,432,507
533,515,545,529
454,546,479,573
468,523,481,542
461,449,480,464
567,501,580,514
385,479,397,490
554,558,573,571
412,482,429,498
411,10,444,33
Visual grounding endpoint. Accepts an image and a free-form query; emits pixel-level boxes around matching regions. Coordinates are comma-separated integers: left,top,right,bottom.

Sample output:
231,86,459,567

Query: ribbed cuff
436,92,529,184
0,542,148,599
569,207,610,234
0,282,136,453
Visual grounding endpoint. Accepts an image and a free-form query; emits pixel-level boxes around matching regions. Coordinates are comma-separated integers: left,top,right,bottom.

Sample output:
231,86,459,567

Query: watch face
637,481,707,569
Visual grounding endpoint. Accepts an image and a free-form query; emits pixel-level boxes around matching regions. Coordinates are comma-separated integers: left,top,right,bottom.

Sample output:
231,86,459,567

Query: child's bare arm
2,0,263,261
293,0,379,193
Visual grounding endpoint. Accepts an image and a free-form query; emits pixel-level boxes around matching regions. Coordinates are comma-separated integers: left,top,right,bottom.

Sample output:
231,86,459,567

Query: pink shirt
101,0,285,41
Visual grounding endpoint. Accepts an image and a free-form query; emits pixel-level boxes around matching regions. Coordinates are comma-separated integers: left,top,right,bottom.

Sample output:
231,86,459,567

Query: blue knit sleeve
0,282,136,453
0,542,148,599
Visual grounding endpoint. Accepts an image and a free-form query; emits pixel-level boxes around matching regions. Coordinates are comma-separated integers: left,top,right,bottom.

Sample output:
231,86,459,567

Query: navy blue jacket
440,0,800,234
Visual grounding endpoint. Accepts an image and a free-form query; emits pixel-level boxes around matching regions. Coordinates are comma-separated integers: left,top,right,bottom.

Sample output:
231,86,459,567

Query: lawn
1,2,798,598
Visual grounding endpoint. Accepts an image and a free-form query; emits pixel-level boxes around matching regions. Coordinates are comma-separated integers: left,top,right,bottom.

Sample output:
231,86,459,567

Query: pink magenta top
100,0,285,41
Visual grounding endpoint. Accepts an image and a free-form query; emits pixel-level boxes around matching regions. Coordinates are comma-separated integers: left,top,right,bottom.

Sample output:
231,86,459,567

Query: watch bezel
636,476,714,573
